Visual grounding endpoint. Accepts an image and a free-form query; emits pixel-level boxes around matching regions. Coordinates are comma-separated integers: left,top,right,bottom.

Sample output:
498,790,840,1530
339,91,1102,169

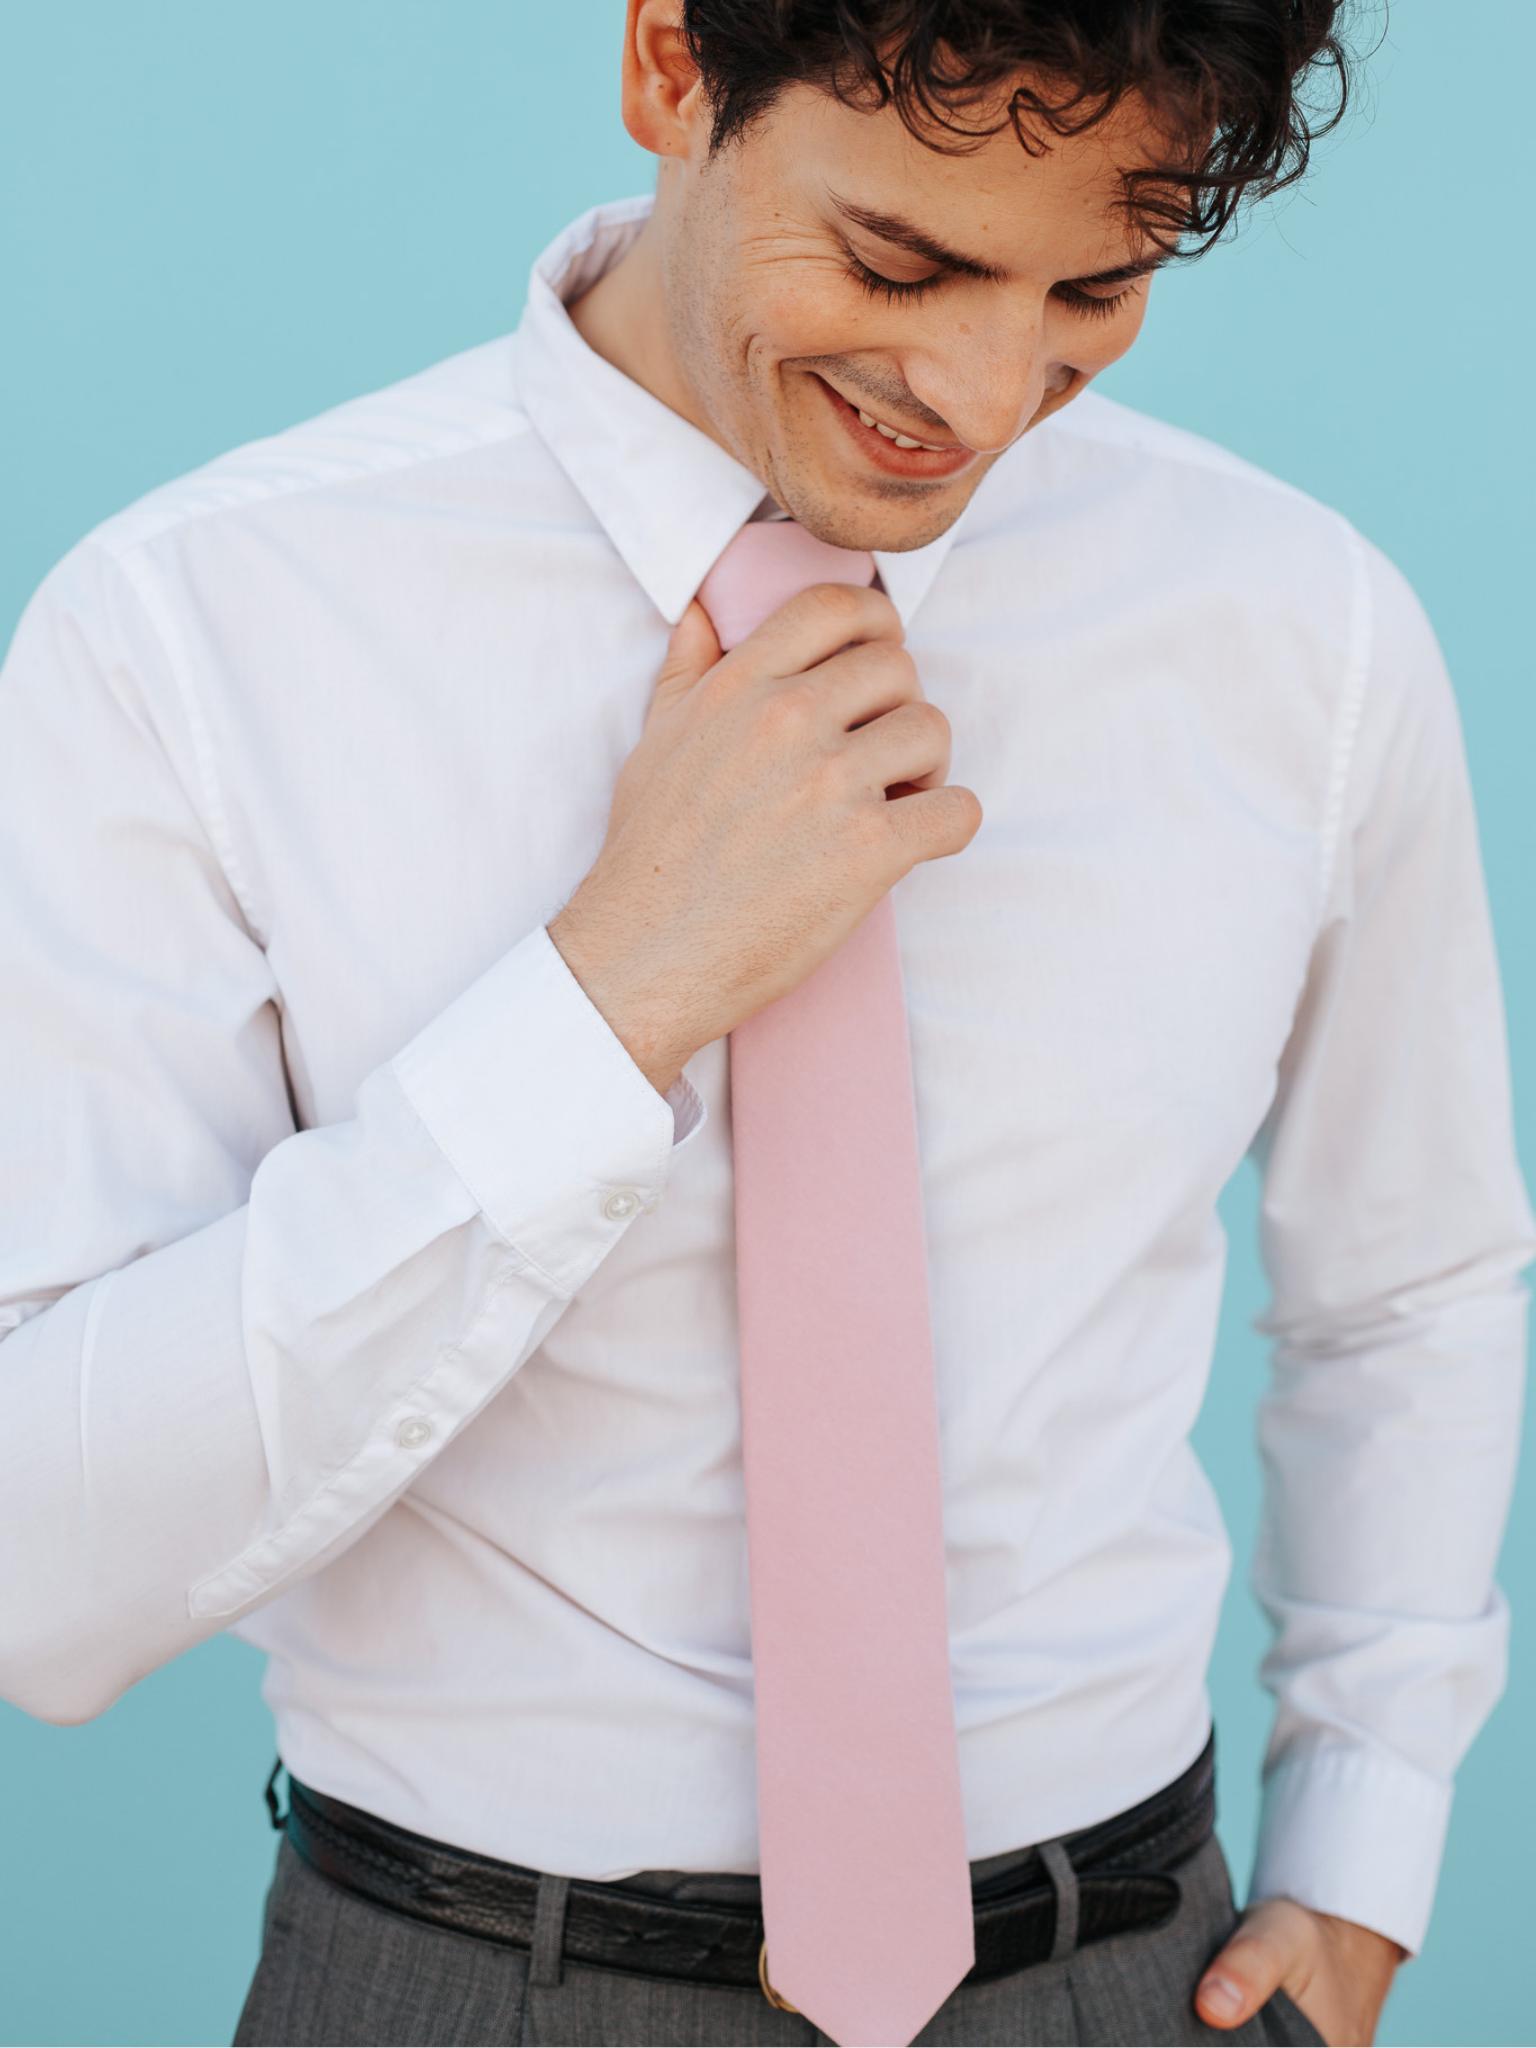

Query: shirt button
602,1188,644,1223
396,1416,432,1450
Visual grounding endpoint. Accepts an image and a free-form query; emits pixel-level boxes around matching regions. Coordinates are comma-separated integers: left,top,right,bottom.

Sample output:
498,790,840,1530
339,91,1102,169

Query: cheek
739,254,893,362
1083,293,1151,371
1042,284,1154,376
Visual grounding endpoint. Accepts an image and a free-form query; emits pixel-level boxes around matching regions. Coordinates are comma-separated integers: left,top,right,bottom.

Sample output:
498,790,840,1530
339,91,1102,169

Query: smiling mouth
814,375,976,478
852,405,949,452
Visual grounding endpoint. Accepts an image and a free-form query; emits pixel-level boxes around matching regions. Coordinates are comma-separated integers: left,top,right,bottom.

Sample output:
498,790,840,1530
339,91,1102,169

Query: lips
816,375,976,481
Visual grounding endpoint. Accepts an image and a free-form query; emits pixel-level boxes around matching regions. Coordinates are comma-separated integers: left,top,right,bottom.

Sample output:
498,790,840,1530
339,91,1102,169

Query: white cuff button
396,1416,433,1450
602,1188,644,1223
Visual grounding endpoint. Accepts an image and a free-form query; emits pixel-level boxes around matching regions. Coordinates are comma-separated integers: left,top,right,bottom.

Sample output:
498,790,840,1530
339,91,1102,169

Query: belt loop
529,1874,571,1988
1039,1840,1080,1964
263,1758,289,1833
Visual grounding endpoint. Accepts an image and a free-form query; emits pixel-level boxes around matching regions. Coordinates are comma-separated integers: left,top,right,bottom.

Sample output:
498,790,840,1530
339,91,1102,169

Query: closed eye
1052,279,1137,320
1056,268,1155,319
845,254,943,306
849,247,1147,317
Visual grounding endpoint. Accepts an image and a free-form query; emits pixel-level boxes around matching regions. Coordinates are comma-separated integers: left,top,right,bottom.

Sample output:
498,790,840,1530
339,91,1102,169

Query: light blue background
1,3,1530,2042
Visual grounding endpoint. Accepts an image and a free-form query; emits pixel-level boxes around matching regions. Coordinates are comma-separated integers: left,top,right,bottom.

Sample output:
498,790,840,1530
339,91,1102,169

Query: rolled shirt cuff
1248,1738,1452,1955
393,924,703,1299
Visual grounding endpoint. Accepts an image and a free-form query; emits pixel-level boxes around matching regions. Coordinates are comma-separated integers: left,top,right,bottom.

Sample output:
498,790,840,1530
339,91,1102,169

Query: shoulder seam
1316,518,1375,913
1043,396,1329,516
93,388,533,561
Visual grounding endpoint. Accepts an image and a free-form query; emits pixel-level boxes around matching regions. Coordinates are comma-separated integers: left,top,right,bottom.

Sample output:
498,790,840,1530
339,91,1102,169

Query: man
1,1,1528,2043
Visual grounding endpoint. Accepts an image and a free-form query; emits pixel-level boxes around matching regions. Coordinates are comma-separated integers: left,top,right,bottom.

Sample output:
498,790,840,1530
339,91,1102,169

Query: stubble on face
641,82,1162,554
658,153,992,552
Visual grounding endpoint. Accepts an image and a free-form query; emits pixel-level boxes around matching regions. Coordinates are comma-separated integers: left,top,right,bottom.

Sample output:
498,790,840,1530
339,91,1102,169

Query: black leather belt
280,1736,1212,1992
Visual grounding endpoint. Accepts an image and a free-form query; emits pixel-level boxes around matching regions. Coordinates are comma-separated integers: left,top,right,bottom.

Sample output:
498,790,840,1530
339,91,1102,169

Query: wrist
547,908,703,1099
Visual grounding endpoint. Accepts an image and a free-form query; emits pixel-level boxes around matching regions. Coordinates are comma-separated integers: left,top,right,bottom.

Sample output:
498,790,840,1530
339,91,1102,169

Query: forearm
1250,1274,1527,1951
0,1211,262,1718
1245,537,1535,1953
0,1090,558,1722
0,931,689,1722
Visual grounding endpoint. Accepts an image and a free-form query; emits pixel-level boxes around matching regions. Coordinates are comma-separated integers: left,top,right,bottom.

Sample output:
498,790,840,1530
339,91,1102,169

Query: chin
789,477,975,556
765,445,972,550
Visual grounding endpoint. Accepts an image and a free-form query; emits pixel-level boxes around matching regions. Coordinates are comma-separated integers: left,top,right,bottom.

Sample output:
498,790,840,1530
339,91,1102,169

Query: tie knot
697,521,877,652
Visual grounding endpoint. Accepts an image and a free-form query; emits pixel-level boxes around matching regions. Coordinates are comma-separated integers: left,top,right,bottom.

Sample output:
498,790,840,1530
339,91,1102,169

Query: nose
899,300,1054,454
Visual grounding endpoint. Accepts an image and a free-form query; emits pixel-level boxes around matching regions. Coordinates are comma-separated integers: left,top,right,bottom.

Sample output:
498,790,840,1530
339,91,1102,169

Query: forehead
749,79,1167,274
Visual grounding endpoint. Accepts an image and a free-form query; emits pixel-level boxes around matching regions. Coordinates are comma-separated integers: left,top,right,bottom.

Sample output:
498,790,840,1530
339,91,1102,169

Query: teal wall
1,4,1530,2042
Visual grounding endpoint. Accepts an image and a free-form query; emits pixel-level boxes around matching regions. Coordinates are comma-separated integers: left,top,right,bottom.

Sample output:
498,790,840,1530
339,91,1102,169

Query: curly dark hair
681,1,1361,255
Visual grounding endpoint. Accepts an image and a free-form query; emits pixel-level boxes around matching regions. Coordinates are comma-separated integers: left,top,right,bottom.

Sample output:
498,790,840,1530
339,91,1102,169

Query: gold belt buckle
758,1942,800,2013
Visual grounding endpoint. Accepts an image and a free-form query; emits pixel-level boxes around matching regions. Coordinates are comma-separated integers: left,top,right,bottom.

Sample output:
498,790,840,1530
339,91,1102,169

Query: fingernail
1199,1974,1244,2020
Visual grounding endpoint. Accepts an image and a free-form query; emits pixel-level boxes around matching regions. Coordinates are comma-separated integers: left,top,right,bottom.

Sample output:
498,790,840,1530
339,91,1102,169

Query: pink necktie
698,522,973,2048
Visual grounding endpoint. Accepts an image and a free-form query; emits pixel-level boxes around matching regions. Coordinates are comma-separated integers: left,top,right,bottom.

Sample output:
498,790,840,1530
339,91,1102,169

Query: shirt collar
513,199,961,628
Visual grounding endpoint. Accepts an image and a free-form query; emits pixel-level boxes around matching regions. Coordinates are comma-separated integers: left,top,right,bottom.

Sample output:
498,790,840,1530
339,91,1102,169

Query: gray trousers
235,1836,1322,2046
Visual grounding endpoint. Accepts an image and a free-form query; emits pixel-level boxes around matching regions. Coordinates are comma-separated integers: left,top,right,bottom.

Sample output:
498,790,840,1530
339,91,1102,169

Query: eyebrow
1069,255,1167,288
831,196,1166,290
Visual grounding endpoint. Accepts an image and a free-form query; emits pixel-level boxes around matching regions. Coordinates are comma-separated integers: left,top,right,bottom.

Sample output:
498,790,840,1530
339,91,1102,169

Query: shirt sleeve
1246,535,1534,1953
0,539,700,1722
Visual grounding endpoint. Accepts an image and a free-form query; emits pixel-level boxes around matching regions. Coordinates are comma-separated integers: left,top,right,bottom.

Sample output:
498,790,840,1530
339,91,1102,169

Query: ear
621,0,710,160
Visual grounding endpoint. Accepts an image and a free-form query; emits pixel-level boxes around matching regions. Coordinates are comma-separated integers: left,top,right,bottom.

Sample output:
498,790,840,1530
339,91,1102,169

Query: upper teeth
858,408,946,453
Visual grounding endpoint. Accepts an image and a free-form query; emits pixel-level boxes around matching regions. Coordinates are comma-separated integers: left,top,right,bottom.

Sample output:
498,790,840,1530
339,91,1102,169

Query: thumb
650,600,724,718
1196,1904,1298,2031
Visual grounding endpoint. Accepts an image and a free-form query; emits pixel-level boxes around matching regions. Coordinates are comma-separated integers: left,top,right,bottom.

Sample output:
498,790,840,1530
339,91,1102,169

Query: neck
568,194,716,444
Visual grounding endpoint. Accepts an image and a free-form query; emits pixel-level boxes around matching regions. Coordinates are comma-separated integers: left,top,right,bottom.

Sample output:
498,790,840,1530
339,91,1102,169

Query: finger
1196,1923,1290,2032
884,783,983,866
810,638,924,733
846,700,952,795
727,580,903,677
650,601,724,719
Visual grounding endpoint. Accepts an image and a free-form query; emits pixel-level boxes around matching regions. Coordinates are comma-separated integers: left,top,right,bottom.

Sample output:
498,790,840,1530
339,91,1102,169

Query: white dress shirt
1,198,1529,1956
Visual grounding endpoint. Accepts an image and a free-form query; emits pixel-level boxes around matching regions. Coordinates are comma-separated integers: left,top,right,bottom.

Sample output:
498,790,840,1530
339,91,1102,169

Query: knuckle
803,581,866,631
756,679,818,740
880,700,931,741
933,785,983,845
889,708,940,761
1229,1932,1285,1984
862,641,918,692
848,801,894,862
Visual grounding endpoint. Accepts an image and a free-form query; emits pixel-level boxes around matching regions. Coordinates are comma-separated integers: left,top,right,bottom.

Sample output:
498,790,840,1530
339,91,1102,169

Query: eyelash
1052,281,1136,321
847,253,1135,321
846,255,940,305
